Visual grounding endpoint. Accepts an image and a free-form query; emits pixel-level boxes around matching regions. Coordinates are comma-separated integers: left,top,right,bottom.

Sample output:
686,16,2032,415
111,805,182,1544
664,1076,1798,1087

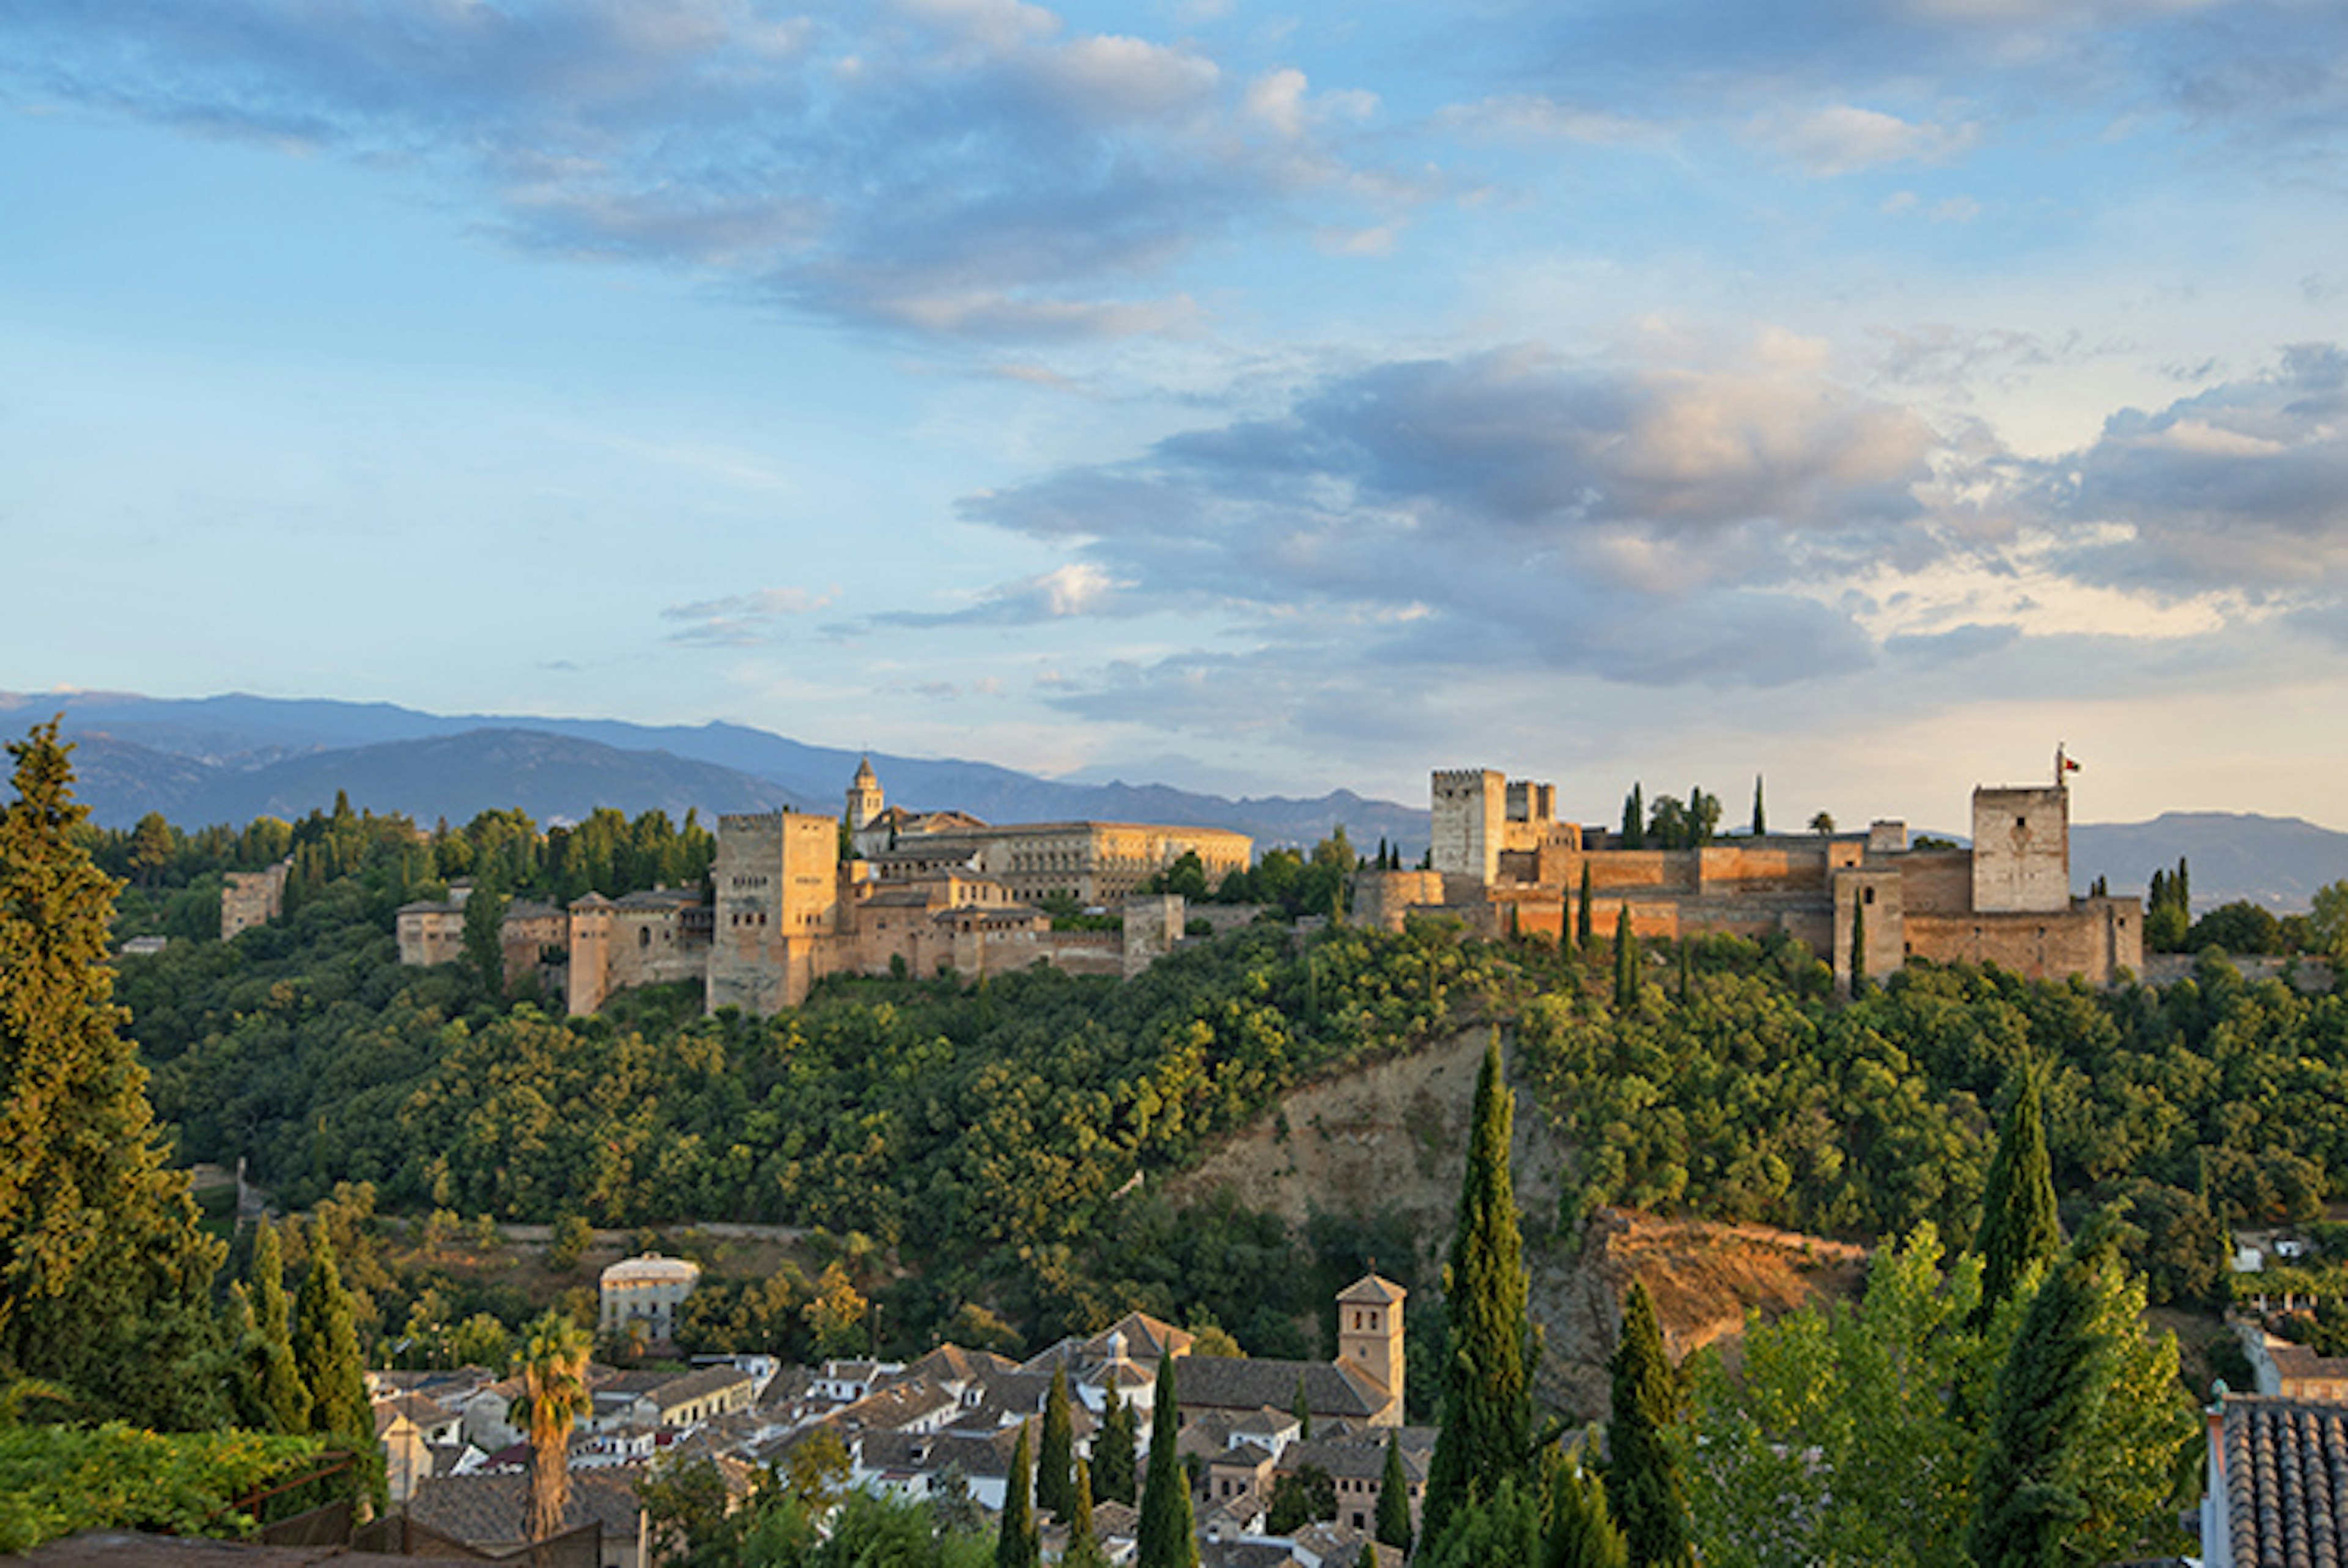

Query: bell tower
846,756,885,833
1336,1274,1407,1426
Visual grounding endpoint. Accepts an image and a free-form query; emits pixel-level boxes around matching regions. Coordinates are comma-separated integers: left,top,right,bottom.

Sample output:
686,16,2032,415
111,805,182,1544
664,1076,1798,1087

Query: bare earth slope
1167,1026,1866,1421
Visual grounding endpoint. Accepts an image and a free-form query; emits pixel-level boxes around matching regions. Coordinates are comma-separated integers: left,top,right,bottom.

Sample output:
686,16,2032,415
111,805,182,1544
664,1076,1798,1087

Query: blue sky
3,0,2344,831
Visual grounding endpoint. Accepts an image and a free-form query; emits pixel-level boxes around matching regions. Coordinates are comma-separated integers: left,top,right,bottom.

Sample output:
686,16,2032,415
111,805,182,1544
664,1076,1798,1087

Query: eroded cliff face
1167,1026,1866,1422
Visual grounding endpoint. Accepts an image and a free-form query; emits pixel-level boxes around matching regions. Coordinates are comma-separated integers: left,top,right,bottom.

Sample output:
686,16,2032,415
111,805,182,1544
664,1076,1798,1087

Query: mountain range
7,690,2341,910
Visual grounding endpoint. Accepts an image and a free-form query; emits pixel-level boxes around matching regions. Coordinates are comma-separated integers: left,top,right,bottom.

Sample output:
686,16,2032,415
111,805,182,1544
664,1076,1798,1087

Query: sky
2,0,2344,833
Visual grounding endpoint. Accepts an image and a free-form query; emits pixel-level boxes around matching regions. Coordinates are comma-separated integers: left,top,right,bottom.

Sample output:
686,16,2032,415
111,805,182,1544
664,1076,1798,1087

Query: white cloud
1752,104,1980,174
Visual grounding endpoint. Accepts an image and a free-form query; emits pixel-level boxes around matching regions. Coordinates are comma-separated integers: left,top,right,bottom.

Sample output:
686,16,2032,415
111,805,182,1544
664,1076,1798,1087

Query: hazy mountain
2072,814,2348,913
12,690,1428,850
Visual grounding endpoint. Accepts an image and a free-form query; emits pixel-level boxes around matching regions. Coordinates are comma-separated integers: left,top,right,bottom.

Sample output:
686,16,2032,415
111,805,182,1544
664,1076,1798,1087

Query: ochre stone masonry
1376,762,2141,990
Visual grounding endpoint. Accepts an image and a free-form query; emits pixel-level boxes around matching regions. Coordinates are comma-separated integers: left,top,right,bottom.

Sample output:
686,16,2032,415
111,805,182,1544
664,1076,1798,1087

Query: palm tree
515,1311,593,1552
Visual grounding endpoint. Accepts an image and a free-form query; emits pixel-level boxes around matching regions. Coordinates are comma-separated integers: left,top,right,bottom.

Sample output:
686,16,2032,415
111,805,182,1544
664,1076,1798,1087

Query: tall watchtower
1336,1274,1407,1426
1971,783,2070,914
847,757,885,834
1431,769,1506,883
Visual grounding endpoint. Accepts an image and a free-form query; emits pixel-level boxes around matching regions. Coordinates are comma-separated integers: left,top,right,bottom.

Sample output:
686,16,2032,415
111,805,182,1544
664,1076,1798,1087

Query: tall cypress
1063,1460,1107,1568
292,1238,370,1455
1577,865,1595,949
1375,1430,1414,1555
1620,787,1645,850
1095,1385,1138,1506
1038,1365,1076,1520
1612,906,1639,1012
0,720,226,1429
1849,901,1868,999
245,1215,310,1434
1136,1355,1197,1568
1965,1232,2117,1567
1421,1034,1535,1544
1975,1068,2061,1317
1750,776,1766,837
1545,1455,1630,1568
997,1419,1038,1568
1605,1281,1692,1568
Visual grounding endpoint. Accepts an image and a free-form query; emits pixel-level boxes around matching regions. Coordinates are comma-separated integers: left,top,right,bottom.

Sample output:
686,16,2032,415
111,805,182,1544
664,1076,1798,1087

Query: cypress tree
1291,1374,1313,1441
998,1419,1038,1568
1095,1384,1138,1506
0,720,226,1429
1063,1459,1107,1568
1675,941,1691,1006
1545,1454,1630,1568
462,874,509,1001
1605,1281,1692,1568
1620,786,1645,850
245,1215,309,1434
1849,900,1868,999
1038,1365,1076,1521
1750,775,1766,837
1974,1067,2061,1319
1375,1430,1413,1555
1577,864,1595,949
1421,1034,1535,1544
292,1238,370,1454
1136,1354,1197,1568
1965,1232,2118,1567
1612,906,1639,1011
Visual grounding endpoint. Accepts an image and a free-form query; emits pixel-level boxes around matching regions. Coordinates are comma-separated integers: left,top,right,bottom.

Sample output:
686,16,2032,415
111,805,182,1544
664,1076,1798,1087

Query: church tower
846,756,884,834
1336,1274,1407,1426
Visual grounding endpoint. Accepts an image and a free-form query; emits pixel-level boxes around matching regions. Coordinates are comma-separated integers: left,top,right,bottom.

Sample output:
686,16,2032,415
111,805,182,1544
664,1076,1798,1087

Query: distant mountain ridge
4,690,1431,852
10,691,2341,908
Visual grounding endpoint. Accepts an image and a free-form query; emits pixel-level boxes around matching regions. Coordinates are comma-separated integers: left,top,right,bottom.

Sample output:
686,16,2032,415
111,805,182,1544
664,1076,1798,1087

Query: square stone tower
707,811,842,1014
1971,784,2071,914
1336,1274,1407,1426
1431,769,1506,883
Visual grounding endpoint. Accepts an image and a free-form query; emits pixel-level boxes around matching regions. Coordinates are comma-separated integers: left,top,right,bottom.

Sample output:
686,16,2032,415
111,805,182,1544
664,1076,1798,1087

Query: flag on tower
2055,743,2082,780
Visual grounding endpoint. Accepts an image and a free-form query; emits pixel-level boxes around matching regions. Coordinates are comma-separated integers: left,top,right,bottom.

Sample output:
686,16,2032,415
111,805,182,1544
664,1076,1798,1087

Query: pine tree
1422,1034,1535,1544
1137,1353,1197,1568
1965,1231,2119,1567
0,719,227,1429
1546,1454,1630,1568
998,1418,1039,1568
1095,1385,1138,1506
1038,1366,1076,1521
1063,1459,1108,1568
1974,1067,2061,1318
245,1215,309,1434
1750,776,1766,837
1577,864,1595,950
1375,1430,1414,1555
1848,900,1868,999
1606,1281,1692,1567
1613,906,1639,1011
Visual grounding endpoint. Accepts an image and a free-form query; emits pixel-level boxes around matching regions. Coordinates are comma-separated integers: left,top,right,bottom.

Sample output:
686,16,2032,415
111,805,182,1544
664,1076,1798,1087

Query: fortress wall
1571,851,1699,894
1354,870,1450,933
1896,852,1974,915
1906,908,2112,983
1693,844,1829,894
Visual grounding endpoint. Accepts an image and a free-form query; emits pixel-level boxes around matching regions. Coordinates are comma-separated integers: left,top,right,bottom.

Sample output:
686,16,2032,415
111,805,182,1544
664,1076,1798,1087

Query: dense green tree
2311,878,2348,961
1606,1281,1691,1568
1809,811,1834,835
1375,1430,1413,1555
1422,1034,1535,1543
1037,1367,1076,1522
1974,1069,2059,1319
462,876,510,1001
1424,1474,1543,1567
0,720,226,1429
1136,1355,1196,1568
997,1419,1038,1568
1620,786,1645,850
1965,1231,2113,1567
2188,900,2284,955
1291,1374,1312,1441
242,1217,309,1434
1267,1465,1335,1533
128,812,174,889
1577,864,1594,950
1749,777,1765,838
1612,906,1639,1012
1546,1455,1630,1568
1095,1386,1137,1506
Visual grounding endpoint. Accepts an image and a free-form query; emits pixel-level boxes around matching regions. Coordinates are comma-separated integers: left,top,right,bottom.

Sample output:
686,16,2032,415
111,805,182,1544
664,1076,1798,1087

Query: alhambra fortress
387,755,2141,1010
